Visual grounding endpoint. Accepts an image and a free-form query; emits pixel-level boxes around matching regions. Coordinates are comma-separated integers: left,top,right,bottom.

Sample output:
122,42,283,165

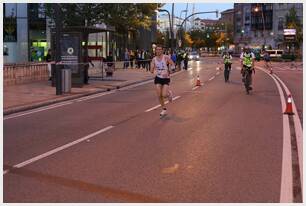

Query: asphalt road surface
3,57,303,203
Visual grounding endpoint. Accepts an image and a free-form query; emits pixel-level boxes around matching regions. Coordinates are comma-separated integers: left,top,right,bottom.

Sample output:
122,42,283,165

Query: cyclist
222,50,232,82
240,47,255,94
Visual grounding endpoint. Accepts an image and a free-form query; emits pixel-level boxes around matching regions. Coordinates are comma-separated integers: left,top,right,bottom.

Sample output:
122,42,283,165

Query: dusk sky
162,3,234,20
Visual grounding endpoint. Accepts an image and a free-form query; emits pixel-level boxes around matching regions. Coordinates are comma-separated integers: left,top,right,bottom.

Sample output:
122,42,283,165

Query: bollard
56,65,62,95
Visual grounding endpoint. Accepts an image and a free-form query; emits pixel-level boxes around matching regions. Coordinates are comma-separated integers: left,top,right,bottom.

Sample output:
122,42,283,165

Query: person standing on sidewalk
46,49,52,81
144,50,151,72
183,51,189,70
129,50,134,69
124,48,130,69
171,51,177,71
150,45,175,117
222,50,232,82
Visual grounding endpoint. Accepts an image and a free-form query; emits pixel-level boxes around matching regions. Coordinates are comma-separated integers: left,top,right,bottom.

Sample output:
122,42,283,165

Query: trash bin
61,68,71,93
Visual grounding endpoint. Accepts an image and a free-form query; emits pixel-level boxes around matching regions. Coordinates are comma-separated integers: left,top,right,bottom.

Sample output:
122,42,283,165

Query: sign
60,35,80,73
284,29,296,36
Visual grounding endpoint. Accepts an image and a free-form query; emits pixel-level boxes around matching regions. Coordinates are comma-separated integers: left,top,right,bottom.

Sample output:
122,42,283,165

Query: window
38,4,45,18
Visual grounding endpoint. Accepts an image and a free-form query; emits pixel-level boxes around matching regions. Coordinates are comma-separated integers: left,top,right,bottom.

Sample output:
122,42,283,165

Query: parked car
189,51,200,61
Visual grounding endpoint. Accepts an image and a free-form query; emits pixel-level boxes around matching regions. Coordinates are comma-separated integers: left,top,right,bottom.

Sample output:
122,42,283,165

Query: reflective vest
223,55,231,64
243,53,253,67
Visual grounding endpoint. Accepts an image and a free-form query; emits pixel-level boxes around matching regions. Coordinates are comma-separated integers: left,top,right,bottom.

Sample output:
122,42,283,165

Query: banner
60,35,80,73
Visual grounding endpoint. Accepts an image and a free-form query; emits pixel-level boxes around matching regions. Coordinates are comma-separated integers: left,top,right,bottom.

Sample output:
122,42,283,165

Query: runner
263,50,272,74
150,45,175,117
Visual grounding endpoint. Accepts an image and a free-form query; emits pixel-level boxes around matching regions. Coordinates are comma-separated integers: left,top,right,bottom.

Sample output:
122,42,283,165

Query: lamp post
53,4,62,95
254,4,266,50
156,9,174,50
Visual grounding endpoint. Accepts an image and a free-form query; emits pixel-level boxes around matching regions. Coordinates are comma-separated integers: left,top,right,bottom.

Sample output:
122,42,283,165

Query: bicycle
242,66,254,95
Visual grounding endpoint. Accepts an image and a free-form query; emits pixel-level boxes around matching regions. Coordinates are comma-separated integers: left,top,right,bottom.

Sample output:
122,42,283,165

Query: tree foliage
45,3,161,34
285,7,302,49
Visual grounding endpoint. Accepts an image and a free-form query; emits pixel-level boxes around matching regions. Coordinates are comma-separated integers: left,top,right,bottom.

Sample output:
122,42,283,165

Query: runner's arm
150,59,155,74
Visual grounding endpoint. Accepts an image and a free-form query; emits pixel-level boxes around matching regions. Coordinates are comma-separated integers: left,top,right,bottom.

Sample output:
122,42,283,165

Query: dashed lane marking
145,96,181,112
3,125,114,175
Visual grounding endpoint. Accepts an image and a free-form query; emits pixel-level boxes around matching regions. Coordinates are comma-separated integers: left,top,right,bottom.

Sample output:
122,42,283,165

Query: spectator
46,49,52,81
124,48,129,69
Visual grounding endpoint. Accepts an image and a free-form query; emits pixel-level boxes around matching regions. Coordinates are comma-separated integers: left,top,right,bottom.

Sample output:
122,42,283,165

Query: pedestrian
106,51,114,76
141,49,146,69
129,50,134,69
222,50,232,82
183,51,189,70
144,50,151,72
124,48,130,69
136,50,141,69
150,44,175,117
171,51,177,71
45,49,52,81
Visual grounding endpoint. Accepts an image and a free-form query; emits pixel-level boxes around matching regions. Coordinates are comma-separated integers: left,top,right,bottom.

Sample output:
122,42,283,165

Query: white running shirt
154,55,169,79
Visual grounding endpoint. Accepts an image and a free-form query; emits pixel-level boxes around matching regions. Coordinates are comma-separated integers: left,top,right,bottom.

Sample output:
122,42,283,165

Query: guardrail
3,63,49,86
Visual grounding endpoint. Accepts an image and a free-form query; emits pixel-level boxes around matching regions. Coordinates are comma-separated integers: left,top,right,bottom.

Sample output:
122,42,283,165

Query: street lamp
156,9,174,50
254,4,266,49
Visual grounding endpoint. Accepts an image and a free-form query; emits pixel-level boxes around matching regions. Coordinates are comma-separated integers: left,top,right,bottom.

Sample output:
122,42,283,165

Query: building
233,3,303,52
219,9,234,25
4,3,30,63
193,18,220,31
157,13,192,36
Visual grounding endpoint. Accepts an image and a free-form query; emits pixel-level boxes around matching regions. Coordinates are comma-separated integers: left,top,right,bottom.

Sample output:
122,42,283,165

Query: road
3,57,303,203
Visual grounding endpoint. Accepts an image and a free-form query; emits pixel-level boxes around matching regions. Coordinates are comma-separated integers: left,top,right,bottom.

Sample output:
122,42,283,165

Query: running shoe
160,109,167,116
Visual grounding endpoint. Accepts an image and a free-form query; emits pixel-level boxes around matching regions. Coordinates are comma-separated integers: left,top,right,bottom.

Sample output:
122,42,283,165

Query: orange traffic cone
196,75,201,86
284,94,294,115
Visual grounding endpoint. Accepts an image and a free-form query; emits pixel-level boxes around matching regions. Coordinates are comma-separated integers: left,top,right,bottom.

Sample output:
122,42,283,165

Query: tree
184,32,193,47
45,3,161,59
285,7,302,53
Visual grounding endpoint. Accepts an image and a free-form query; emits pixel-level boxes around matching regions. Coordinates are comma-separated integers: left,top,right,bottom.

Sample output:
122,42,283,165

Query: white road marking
75,90,116,102
273,74,303,191
4,71,187,120
208,76,215,81
256,66,293,202
4,102,73,120
3,126,114,175
145,96,181,112
192,86,199,90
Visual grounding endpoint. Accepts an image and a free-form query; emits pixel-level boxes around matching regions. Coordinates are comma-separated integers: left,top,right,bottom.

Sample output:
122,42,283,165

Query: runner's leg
155,84,164,108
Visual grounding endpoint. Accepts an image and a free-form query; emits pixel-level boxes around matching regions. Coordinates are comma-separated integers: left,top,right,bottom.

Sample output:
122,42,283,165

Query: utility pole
54,4,62,95
171,3,175,51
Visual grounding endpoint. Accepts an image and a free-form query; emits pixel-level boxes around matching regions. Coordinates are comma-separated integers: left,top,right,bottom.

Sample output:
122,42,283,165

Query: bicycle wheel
244,70,251,94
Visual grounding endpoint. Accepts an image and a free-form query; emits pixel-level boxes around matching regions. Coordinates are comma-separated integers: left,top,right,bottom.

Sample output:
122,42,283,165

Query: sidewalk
4,68,155,115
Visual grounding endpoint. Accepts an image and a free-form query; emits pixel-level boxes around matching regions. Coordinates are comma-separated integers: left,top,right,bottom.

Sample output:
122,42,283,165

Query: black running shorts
154,76,170,85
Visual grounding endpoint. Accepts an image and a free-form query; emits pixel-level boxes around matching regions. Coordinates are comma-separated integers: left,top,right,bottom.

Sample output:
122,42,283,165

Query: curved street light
156,9,174,50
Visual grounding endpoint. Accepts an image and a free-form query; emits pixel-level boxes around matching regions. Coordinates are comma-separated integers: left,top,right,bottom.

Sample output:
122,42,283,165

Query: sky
162,3,234,20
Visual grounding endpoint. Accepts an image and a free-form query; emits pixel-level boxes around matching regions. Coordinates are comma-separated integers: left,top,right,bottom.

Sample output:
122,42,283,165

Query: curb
3,77,155,116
